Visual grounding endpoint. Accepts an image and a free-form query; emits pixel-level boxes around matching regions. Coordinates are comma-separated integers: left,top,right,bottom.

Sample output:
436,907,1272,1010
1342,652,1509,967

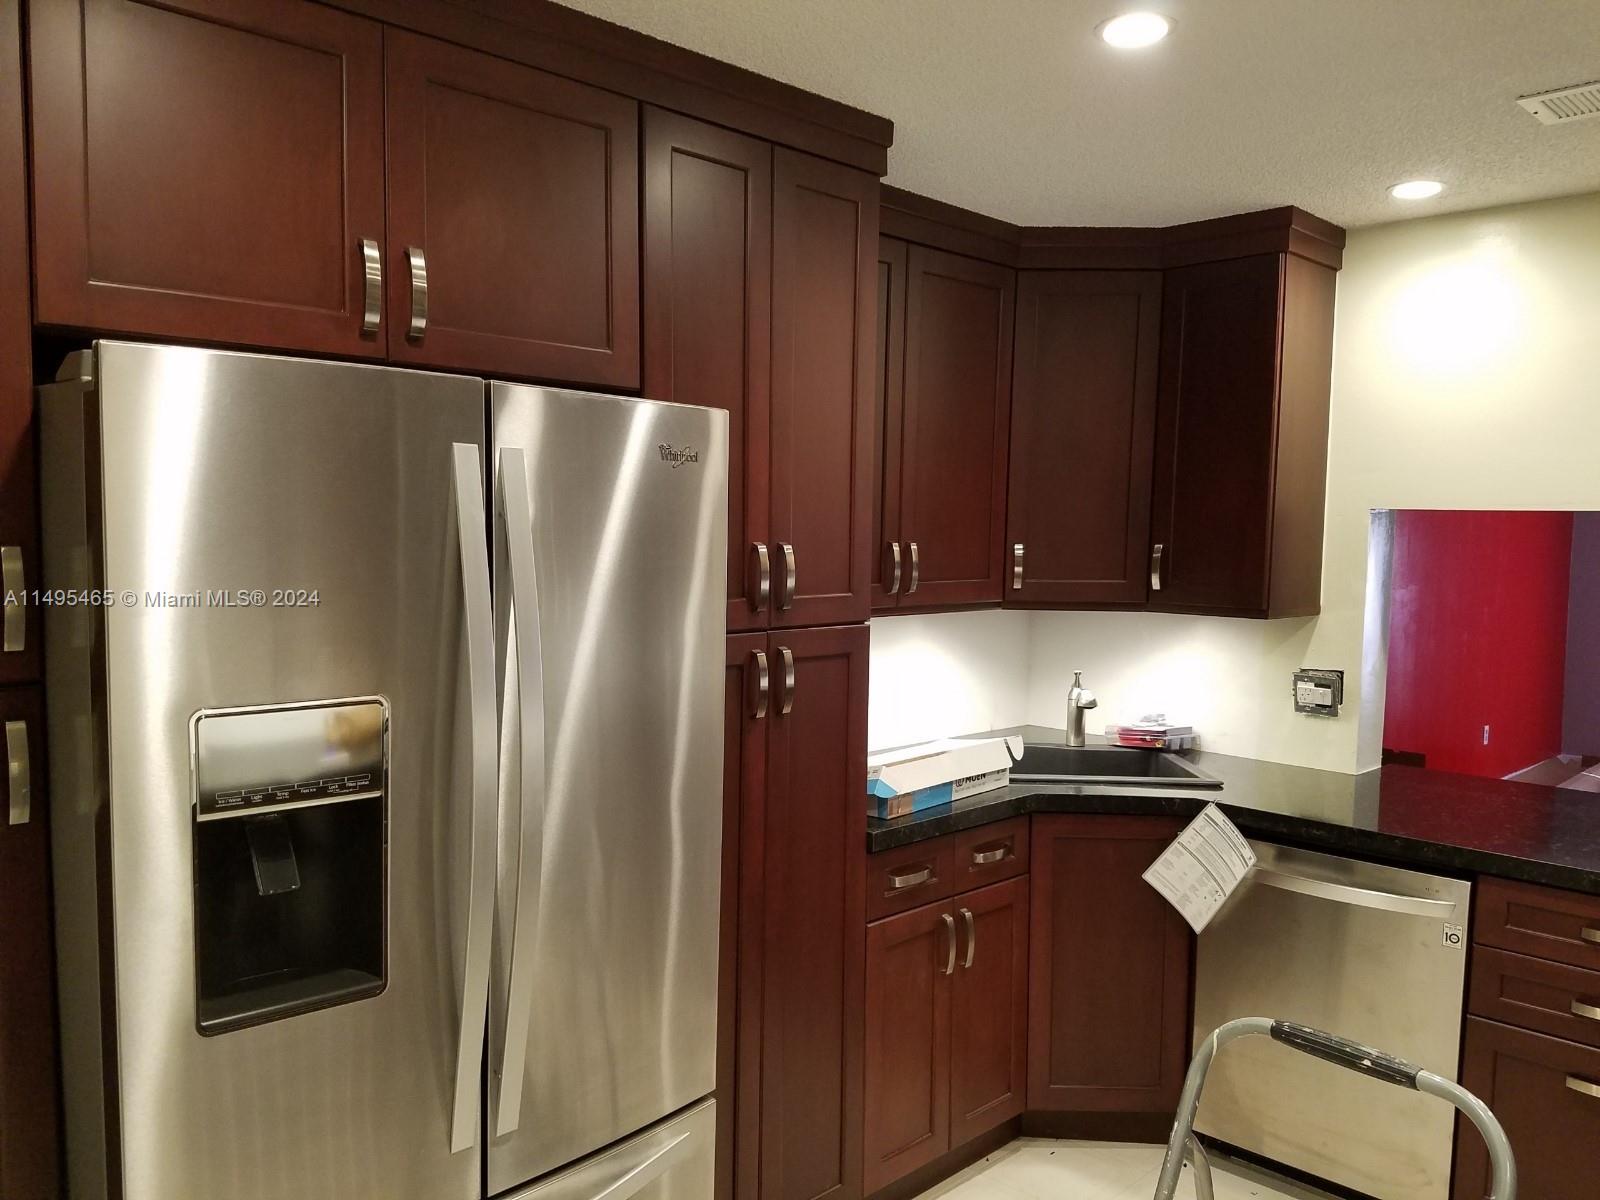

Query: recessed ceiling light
1389,180,1445,201
1099,12,1172,49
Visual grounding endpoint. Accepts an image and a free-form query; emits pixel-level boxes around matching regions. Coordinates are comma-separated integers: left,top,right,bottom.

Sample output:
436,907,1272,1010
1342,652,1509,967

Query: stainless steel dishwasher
1191,842,1471,1200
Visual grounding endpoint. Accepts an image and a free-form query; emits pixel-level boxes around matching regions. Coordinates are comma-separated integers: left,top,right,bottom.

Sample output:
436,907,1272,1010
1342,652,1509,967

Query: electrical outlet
1293,668,1344,717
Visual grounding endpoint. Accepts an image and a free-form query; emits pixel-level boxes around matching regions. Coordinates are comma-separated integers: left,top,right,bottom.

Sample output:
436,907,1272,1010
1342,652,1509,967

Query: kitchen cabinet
0,687,59,1198
1027,816,1191,1112
725,625,869,1200
384,31,640,386
948,877,1029,1148
770,151,877,628
644,111,773,630
873,240,1014,612
1006,271,1161,606
29,0,388,357
1148,253,1336,617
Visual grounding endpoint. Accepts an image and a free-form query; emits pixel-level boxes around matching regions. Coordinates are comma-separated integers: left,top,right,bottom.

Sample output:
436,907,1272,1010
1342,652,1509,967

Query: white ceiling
557,0,1600,228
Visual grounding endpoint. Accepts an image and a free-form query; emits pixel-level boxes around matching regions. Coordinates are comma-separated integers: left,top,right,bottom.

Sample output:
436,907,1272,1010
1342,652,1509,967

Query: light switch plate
1293,668,1344,717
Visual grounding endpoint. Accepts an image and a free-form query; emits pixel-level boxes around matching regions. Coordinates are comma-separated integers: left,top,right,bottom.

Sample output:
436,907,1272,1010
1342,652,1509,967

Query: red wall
1384,510,1572,778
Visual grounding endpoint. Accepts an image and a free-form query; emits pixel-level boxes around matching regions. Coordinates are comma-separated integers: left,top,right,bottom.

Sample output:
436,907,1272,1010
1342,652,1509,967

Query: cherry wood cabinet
770,151,877,629
1027,816,1191,1112
948,877,1029,1148
384,30,640,385
1006,271,1161,607
0,687,59,1198
29,0,388,357
644,110,773,630
873,239,1014,612
1149,253,1336,617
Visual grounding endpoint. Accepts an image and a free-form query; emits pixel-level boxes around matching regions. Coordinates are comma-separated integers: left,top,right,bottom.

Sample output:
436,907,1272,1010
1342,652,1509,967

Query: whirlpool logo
658,443,701,470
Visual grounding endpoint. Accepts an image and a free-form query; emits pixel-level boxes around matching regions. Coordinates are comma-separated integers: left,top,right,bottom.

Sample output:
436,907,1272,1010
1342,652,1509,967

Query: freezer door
500,1100,715,1200
489,385,727,1191
40,342,488,1200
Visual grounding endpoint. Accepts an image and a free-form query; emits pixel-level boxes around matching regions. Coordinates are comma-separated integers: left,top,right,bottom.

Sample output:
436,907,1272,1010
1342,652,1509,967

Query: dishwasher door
1192,842,1470,1200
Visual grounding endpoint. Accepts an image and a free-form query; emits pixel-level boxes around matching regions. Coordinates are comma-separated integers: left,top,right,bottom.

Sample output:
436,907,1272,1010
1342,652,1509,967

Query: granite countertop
867,726,1600,896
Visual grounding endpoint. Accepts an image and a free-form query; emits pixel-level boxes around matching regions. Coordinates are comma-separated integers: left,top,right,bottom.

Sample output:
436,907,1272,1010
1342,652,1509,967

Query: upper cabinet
874,238,1014,611
1149,253,1337,617
29,0,388,357
1006,270,1160,607
384,31,640,385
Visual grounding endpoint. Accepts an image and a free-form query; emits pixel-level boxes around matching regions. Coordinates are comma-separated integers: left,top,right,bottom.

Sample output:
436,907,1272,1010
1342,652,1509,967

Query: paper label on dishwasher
1142,803,1256,933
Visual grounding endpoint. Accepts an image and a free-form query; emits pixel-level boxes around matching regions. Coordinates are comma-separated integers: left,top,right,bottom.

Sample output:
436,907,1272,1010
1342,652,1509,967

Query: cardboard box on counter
867,735,1022,820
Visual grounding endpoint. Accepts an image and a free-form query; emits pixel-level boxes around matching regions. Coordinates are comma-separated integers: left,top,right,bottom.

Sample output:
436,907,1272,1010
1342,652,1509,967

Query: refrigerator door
40,342,490,1200
488,385,727,1191
499,1099,715,1200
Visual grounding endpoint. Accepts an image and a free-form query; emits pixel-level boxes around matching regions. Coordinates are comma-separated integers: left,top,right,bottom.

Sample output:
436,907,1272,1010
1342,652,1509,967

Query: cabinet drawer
868,841,956,921
950,818,1028,892
1469,946,1600,1051
1475,877,1600,971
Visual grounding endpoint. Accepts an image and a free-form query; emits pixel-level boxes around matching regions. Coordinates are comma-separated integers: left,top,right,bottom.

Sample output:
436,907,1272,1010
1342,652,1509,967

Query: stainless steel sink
1009,743,1221,788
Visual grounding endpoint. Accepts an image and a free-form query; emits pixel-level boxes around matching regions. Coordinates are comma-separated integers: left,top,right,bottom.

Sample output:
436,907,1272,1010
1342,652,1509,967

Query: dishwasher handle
1251,865,1460,921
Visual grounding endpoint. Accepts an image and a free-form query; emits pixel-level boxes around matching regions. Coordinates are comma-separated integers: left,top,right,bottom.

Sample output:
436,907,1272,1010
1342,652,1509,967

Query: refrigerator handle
449,442,498,1154
493,447,547,1138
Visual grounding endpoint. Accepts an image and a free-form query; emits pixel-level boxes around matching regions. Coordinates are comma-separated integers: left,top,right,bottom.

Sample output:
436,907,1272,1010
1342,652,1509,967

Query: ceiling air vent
1516,81,1600,125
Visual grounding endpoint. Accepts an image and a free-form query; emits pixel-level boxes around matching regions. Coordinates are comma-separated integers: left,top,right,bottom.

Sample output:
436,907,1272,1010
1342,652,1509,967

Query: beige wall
871,191,1600,769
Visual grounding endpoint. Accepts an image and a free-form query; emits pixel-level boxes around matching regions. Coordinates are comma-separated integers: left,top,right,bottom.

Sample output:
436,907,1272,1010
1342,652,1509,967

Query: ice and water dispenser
190,698,388,1034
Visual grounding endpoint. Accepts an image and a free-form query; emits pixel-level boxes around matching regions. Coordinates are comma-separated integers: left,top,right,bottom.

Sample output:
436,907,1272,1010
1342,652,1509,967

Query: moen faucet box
867,736,1022,819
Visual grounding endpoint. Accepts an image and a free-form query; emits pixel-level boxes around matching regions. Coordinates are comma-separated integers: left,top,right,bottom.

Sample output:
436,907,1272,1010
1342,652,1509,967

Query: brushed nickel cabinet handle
887,866,932,891
906,542,920,595
750,543,770,612
778,646,795,716
971,844,1011,866
406,246,429,341
1012,543,1024,590
777,543,796,611
361,238,382,333
1567,1074,1600,1100
5,720,28,826
1582,926,1600,945
2,545,22,652
750,649,769,720
1151,543,1165,591
960,906,975,969
941,912,957,976
1572,998,1600,1022
885,542,902,595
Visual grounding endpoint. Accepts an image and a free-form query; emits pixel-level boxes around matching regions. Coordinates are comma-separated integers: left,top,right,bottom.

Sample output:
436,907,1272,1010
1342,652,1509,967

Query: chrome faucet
1066,670,1098,747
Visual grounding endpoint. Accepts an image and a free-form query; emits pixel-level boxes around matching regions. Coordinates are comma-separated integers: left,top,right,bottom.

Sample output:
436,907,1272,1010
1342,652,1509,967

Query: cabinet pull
750,543,771,611
971,844,1010,866
360,238,382,333
960,907,975,969
1573,998,1600,1022
941,912,957,976
906,542,920,595
1012,543,1024,590
778,646,795,716
1583,927,1600,944
777,543,796,611
1567,1075,1600,1100
885,542,902,595
749,650,769,720
406,247,429,341
1150,543,1165,591
887,866,932,891
2,545,22,652
6,720,28,826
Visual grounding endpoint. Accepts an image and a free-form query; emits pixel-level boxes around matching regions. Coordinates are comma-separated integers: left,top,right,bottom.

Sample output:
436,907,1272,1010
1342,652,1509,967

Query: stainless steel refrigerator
39,341,728,1200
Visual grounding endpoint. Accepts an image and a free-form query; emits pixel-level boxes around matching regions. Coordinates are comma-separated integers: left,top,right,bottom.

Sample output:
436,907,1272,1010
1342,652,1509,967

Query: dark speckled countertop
867,726,1600,896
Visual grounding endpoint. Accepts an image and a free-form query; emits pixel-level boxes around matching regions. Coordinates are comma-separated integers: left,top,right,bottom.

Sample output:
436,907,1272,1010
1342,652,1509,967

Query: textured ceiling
556,0,1600,228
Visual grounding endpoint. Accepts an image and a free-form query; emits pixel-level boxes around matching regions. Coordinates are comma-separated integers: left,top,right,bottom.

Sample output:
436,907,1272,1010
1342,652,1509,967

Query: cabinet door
863,902,952,1193
1006,270,1160,606
770,150,877,628
645,110,772,630
1028,816,1191,1112
0,687,58,1198
949,876,1029,1146
871,236,908,611
1149,255,1282,614
760,624,868,1200
898,247,1014,609
385,31,640,386
29,0,386,357
1454,1017,1600,1200
0,0,37,685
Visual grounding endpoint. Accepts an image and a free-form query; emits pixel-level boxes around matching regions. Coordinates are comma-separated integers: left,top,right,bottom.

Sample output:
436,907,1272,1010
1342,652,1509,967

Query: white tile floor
912,1138,1335,1200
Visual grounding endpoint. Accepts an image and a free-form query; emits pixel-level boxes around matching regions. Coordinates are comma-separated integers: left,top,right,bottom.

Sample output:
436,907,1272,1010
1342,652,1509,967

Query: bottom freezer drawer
500,1100,715,1200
